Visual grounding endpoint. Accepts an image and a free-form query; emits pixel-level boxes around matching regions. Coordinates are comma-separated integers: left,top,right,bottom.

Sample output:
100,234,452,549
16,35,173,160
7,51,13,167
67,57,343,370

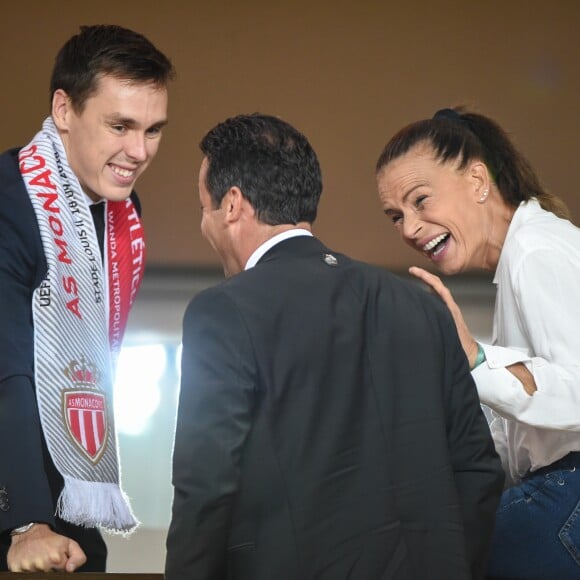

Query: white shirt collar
493,199,540,284
245,228,313,270
85,193,104,207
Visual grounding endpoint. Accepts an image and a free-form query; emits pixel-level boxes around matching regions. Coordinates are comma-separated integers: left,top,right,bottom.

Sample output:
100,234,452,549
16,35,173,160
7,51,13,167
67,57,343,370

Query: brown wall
2,0,578,270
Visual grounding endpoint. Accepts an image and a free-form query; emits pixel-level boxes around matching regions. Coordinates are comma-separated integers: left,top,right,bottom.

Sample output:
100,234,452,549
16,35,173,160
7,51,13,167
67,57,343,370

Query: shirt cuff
472,343,532,416
478,343,531,368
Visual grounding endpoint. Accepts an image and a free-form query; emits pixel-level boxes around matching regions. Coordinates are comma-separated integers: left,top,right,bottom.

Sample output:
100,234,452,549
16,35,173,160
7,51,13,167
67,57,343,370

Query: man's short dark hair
200,113,323,225
50,24,175,112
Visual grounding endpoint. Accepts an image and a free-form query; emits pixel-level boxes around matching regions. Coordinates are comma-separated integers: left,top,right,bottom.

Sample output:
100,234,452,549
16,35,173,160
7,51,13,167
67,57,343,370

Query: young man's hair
50,24,175,112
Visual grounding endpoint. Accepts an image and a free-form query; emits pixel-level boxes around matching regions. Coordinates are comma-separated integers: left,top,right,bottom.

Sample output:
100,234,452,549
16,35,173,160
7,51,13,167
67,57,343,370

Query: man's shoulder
343,257,454,326
186,247,441,310
0,147,45,278
0,147,37,221
185,279,236,313
0,147,24,186
339,255,435,299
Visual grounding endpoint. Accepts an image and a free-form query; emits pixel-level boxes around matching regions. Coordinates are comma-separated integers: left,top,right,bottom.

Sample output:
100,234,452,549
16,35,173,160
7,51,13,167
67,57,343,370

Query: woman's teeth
423,233,448,252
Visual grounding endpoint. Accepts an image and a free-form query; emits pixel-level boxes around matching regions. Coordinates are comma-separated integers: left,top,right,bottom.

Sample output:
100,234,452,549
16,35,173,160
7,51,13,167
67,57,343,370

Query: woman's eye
415,195,427,207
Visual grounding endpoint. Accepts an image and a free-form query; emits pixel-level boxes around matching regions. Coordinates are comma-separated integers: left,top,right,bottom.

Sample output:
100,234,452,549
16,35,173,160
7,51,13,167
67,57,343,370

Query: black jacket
165,235,504,580
0,147,140,571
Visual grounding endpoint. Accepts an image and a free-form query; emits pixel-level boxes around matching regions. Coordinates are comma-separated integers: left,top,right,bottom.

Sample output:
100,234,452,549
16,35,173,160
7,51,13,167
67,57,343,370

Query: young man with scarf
0,25,174,573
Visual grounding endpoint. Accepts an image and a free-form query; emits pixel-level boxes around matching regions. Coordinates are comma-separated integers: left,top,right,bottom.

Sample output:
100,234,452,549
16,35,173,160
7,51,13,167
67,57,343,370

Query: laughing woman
375,107,580,580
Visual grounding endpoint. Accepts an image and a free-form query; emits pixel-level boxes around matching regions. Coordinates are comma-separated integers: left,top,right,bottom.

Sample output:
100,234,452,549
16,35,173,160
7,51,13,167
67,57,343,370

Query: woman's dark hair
50,24,175,112
376,107,570,220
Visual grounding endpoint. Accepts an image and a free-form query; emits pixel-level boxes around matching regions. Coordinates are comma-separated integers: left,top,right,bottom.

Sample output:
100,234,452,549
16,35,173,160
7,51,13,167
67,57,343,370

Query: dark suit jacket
165,235,504,580
0,147,140,571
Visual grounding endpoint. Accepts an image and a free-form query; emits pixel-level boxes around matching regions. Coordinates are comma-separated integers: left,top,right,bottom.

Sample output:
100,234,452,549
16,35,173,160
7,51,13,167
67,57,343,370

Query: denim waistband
529,451,580,478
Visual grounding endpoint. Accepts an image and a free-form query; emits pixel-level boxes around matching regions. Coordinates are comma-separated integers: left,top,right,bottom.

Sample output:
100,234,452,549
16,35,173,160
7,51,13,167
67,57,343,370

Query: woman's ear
469,160,491,204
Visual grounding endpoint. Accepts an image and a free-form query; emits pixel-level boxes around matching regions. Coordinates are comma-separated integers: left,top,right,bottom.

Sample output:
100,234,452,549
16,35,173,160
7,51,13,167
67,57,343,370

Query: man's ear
223,186,245,223
469,160,492,203
51,89,73,131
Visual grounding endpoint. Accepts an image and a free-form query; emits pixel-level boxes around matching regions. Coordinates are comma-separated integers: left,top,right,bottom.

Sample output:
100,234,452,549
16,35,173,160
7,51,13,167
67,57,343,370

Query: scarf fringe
57,476,139,534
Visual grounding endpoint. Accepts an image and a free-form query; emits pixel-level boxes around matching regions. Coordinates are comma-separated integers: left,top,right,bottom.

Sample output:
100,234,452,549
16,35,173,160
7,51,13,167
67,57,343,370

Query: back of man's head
200,113,323,225
50,24,175,113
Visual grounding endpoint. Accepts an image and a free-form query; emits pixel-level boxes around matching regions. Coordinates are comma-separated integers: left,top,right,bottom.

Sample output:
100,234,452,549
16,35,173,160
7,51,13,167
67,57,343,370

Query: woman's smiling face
376,142,489,275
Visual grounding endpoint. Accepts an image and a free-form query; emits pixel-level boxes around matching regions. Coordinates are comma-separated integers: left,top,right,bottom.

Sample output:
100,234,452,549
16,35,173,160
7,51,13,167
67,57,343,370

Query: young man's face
53,75,168,202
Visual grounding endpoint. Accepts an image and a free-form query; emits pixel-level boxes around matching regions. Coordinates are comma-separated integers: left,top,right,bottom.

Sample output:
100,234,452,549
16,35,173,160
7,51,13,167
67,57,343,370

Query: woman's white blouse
473,199,580,485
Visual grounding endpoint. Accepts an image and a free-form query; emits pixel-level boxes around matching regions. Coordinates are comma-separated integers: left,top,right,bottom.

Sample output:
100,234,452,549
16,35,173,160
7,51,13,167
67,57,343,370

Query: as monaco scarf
19,117,145,532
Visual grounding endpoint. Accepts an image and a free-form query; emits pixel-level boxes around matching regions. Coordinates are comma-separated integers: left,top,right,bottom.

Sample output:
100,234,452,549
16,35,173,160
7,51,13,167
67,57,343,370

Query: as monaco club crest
62,357,108,463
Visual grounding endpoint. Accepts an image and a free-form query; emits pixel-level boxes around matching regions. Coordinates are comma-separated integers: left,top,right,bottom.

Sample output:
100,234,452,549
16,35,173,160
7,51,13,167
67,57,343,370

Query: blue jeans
486,452,580,580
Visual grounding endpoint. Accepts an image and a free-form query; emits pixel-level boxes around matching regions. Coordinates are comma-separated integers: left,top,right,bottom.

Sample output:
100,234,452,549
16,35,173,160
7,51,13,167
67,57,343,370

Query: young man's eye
146,126,163,138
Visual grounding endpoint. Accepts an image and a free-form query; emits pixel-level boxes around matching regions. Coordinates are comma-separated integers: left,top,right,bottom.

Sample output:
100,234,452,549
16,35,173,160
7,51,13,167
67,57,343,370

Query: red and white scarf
19,117,145,532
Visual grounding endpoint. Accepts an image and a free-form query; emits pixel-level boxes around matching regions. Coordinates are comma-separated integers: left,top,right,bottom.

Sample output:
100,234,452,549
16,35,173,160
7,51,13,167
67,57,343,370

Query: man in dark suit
165,113,504,580
0,25,173,573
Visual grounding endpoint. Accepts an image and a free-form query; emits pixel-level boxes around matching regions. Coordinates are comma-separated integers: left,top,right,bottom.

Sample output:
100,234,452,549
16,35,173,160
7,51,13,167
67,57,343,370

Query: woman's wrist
471,342,486,370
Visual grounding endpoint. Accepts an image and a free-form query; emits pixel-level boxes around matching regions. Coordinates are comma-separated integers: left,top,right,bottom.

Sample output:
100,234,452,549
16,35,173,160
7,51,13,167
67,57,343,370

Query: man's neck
243,223,313,271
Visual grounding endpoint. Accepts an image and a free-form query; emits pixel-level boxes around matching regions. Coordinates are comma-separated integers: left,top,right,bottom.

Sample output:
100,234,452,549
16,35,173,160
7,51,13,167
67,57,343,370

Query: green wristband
472,342,486,369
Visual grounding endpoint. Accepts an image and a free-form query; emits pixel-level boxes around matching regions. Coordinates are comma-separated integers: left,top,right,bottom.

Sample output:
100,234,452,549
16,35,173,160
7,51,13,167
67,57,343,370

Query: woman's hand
409,266,479,368
409,266,537,394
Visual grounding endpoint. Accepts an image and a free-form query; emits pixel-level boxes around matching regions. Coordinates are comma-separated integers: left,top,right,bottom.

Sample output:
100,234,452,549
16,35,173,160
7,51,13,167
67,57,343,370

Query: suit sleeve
165,288,256,580
0,157,56,538
440,310,505,580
